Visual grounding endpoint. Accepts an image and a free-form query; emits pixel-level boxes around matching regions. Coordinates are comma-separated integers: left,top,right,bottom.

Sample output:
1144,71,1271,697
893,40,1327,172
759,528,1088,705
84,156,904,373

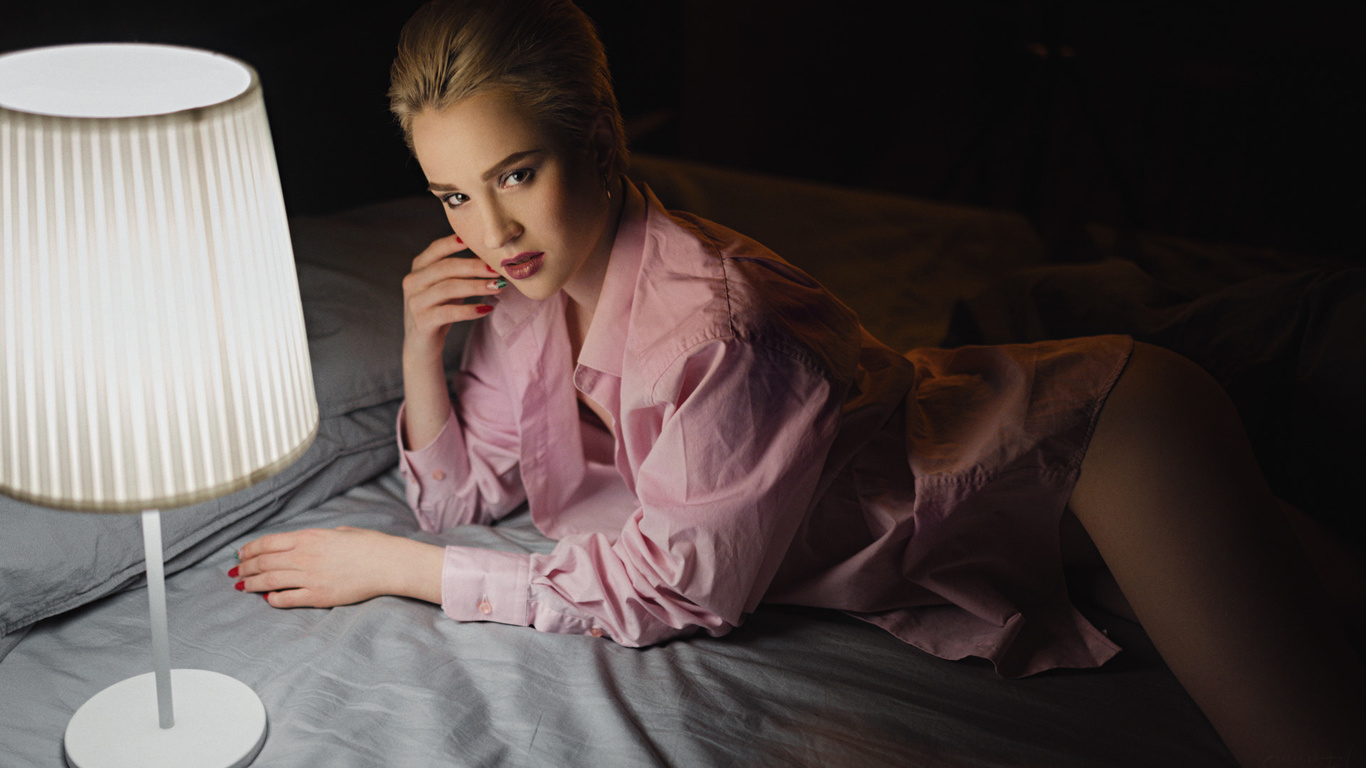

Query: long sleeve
397,321,526,531
436,337,845,645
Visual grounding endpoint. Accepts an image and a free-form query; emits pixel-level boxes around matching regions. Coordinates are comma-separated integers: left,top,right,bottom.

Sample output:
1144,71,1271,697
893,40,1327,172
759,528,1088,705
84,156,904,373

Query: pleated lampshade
0,43,318,513
2,42,317,768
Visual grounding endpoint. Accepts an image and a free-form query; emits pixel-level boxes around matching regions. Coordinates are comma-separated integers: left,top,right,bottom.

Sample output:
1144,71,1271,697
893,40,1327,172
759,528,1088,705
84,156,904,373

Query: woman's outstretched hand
232,527,444,608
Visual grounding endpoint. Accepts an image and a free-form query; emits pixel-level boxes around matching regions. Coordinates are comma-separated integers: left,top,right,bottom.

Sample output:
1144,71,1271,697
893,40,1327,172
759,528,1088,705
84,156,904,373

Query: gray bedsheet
0,469,1232,767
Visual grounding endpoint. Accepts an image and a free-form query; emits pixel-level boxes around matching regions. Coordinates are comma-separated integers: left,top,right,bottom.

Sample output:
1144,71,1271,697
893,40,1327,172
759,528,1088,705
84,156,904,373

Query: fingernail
228,566,239,578
490,278,508,289
235,580,245,592
485,263,497,274
475,305,494,315
262,593,271,603
234,549,241,561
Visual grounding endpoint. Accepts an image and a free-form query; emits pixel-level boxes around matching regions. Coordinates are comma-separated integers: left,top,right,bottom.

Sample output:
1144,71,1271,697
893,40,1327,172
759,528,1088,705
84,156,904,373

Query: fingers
229,527,393,609
233,550,291,581
262,588,322,609
405,277,500,331
410,233,469,270
404,260,501,302
409,252,499,288
236,530,297,562
232,531,306,596
410,233,497,278
235,555,321,607
403,237,504,349
236,567,288,594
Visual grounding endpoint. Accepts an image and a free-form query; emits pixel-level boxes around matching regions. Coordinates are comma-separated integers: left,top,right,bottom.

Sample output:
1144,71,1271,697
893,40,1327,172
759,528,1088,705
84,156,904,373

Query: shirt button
432,470,446,481
477,600,493,615
589,628,604,638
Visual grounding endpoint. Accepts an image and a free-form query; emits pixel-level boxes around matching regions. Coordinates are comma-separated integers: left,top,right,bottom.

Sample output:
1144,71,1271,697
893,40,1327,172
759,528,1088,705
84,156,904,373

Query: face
410,89,615,303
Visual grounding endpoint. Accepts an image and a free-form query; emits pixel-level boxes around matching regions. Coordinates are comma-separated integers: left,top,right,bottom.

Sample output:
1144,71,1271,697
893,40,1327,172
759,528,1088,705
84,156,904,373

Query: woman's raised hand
400,233,502,452
402,233,503,362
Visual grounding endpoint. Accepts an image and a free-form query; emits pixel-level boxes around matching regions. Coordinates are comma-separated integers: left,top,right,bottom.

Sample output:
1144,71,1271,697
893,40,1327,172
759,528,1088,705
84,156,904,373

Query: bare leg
1068,342,1366,767
1279,500,1366,655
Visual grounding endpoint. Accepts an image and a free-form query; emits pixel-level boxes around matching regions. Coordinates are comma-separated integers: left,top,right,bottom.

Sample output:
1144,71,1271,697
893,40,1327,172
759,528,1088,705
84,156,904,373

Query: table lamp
0,43,317,767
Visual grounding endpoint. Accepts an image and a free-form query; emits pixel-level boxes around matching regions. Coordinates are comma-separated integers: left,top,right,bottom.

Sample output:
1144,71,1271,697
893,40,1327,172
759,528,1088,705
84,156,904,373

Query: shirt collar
486,178,651,368
575,178,650,377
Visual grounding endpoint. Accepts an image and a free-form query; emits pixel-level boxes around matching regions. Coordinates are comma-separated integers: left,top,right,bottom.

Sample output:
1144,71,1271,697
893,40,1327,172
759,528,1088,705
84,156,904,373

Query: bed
2,152,1361,767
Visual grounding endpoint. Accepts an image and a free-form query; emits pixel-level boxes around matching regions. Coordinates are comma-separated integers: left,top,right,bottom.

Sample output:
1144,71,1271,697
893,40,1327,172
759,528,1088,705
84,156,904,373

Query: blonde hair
389,0,628,180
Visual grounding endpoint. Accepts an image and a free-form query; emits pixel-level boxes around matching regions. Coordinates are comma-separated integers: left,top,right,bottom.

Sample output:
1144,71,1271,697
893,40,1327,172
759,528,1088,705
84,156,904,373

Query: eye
502,168,534,188
441,192,469,209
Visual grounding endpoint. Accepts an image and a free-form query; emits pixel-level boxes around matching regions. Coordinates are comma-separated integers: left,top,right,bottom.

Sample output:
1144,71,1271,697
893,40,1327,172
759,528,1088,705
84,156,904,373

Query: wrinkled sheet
0,469,1232,767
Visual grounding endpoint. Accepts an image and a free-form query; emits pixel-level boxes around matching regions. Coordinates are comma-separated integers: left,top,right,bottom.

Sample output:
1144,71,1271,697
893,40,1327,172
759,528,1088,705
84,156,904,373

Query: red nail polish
235,580,245,591
262,593,271,602
228,566,239,578
485,263,497,274
475,305,494,315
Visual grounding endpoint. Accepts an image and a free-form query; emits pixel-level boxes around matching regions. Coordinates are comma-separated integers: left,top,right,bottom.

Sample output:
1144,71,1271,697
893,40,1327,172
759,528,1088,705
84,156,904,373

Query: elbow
608,595,740,648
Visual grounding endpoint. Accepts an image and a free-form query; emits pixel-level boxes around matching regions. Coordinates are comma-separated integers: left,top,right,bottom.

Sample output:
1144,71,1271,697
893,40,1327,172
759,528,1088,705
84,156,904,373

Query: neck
561,175,625,326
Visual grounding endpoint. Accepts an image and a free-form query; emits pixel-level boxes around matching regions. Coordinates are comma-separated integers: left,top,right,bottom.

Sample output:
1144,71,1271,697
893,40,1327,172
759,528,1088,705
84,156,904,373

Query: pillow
291,197,469,416
0,196,462,641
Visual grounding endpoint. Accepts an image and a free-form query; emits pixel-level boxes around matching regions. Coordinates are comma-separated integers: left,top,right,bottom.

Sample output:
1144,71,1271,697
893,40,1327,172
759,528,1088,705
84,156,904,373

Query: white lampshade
0,43,318,512
0,42,319,768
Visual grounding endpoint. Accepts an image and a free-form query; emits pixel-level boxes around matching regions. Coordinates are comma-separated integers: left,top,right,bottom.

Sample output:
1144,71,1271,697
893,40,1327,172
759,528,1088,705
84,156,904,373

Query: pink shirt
399,181,1123,676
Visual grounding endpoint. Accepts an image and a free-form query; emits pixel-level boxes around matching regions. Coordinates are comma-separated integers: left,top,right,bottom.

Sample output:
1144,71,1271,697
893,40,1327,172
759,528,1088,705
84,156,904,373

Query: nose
481,198,522,251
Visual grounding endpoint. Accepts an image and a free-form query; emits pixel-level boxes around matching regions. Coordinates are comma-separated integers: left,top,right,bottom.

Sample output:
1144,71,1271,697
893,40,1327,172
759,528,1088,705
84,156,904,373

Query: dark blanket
945,237,1365,546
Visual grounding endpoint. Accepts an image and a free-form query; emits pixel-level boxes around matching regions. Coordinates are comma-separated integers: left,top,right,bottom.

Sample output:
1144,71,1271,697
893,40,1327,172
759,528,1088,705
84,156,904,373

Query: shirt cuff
440,545,531,626
397,403,461,513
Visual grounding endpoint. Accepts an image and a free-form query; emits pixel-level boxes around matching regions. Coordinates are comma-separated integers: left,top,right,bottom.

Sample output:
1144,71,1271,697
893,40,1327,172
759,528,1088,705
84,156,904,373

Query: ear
588,113,617,179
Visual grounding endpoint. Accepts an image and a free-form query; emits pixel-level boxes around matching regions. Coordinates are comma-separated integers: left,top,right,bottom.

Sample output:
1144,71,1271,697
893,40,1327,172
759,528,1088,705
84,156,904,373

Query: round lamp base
65,669,267,768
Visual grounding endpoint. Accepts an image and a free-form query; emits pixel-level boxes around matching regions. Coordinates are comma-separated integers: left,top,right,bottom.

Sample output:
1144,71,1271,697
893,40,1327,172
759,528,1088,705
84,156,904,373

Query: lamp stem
141,509,175,729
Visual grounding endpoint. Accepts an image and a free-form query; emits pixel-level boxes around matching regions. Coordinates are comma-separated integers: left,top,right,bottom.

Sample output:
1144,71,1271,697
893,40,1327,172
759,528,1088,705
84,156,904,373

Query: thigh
1067,341,1366,767
1059,508,1104,567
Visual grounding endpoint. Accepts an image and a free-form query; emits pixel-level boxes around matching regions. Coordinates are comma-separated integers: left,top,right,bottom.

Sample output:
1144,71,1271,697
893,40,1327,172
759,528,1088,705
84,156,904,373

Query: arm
398,317,527,531
231,235,519,608
400,233,500,451
436,339,845,645
233,345,523,609
397,233,525,530
235,341,838,624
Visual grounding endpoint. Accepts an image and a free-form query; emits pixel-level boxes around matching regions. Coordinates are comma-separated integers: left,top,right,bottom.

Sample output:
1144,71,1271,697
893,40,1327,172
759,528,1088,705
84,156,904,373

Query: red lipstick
501,251,544,281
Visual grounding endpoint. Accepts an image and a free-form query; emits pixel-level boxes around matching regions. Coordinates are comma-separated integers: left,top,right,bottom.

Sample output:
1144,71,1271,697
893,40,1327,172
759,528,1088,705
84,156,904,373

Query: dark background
3,1,1363,262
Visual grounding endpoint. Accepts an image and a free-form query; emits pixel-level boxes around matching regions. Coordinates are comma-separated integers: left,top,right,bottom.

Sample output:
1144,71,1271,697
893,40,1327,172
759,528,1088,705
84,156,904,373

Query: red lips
501,251,544,281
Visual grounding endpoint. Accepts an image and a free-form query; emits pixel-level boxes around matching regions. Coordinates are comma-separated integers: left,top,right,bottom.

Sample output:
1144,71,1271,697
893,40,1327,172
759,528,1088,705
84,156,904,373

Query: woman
234,1,1365,764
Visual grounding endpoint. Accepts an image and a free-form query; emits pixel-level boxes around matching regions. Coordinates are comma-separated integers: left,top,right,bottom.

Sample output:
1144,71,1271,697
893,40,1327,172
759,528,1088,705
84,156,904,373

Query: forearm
402,347,454,453
384,535,445,605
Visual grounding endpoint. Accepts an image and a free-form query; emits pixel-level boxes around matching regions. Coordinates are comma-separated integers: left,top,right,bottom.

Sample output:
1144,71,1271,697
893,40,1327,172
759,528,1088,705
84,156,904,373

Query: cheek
444,211,477,249
532,189,580,242
557,181,605,236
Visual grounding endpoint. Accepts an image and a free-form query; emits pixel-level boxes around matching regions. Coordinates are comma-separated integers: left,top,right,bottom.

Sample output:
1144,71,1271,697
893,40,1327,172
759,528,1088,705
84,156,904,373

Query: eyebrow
426,149,544,193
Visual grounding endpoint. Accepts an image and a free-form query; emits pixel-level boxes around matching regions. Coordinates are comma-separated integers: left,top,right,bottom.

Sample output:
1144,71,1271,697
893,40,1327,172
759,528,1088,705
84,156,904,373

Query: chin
508,280,560,302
